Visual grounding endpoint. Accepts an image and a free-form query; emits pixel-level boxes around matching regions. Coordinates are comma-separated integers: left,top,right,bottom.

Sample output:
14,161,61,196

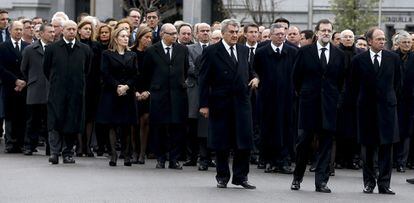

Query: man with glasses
350,27,401,195
142,23,189,170
291,19,345,193
146,7,161,43
199,19,258,189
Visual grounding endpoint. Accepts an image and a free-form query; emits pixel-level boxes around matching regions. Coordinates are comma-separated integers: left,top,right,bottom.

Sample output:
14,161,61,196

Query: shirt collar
161,40,172,49
199,41,209,47
63,37,75,46
222,39,235,51
270,42,283,52
369,49,382,58
40,40,48,48
317,41,330,51
245,42,257,49
11,38,21,45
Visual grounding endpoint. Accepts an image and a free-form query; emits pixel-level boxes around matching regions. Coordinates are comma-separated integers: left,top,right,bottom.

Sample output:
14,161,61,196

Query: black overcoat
199,41,255,150
397,51,414,139
293,43,345,131
142,41,189,124
254,43,297,148
350,50,400,145
43,39,91,134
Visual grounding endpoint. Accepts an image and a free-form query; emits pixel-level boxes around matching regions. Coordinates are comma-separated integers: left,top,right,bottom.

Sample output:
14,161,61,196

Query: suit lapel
171,43,178,62
377,51,389,78
33,41,44,56
6,41,19,58
361,51,376,75
216,42,236,72
154,42,170,64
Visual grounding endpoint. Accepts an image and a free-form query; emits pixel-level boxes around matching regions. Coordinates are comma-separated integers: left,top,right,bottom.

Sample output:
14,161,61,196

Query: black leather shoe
198,164,208,171
217,180,227,188
232,181,256,189
351,162,360,170
124,157,132,166
278,165,294,174
363,185,374,194
264,164,275,173
183,159,197,166
315,183,331,193
397,165,405,173
168,161,183,170
406,178,414,184
329,168,335,176
48,154,59,164
63,156,75,164
257,162,266,169
378,187,395,195
291,180,301,190
156,161,165,169
208,160,216,167
309,165,316,172
23,150,33,155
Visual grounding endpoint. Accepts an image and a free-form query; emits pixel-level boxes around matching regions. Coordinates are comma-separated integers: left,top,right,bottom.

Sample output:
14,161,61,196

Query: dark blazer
20,40,49,104
293,43,345,131
151,25,162,44
96,50,138,124
397,51,414,139
186,42,204,118
199,41,255,150
143,41,189,124
350,50,400,145
0,39,29,118
254,42,297,148
43,39,91,134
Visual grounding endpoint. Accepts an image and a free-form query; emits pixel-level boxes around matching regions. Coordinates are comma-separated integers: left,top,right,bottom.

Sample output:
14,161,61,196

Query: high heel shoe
124,156,132,166
109,153,117,166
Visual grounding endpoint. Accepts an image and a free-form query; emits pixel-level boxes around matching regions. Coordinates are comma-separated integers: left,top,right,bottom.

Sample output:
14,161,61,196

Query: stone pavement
0,144,414,203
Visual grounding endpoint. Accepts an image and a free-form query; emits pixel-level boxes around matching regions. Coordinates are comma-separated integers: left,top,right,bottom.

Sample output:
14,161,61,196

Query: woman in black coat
131,26,153,164
96,27,138,166
76,20,102,157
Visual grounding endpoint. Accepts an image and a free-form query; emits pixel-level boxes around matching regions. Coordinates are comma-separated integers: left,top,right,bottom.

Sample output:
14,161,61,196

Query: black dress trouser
361,144,393,188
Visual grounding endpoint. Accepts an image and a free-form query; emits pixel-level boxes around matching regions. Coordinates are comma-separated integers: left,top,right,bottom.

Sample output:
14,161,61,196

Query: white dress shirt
317,41,330,63
222,39,237,61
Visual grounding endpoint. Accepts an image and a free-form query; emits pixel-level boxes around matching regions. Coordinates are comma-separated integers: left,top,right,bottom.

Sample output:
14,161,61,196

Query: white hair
340,29,354,38
52,11,69,21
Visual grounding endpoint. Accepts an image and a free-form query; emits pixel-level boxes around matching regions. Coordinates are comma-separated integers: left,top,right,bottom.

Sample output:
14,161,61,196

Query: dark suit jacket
293,42,345,131
20,39,49,104
199,40,255,150
254,42,297,148
0,39,29,118
143,41,189,124
43,39,91,134
350,50,400,145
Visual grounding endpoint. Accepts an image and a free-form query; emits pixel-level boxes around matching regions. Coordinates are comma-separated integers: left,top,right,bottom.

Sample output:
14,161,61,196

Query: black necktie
320,47,327,70
166,47,171,61
249,47,254,63
276,47,280,55
15,41,20,52
373,54,380,73
202,44,207,50
230,46,237,65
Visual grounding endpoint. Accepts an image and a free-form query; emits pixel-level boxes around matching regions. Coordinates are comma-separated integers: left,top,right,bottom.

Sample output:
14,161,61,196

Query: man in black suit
43,20,91,164
0,20,30,153
142,23,189,170
146,7,161,44
253,23,297,174
199,19,258,189
291,19,345,193
350,27,401,195
20,24,55,155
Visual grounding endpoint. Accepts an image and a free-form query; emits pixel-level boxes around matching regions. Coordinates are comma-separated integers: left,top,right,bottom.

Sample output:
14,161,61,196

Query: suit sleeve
198,48,212,108
394,55,402,95
292,49,304,94
187,47,196,78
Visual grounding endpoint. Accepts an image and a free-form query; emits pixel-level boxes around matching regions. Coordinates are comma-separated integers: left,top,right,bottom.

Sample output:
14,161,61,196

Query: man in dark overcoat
43,20,91,164
350,27,400,195
199,19,258,189
0,20,29,153
253,23,297,174
142,23,189,170
20,23,55,155
291,19,345,193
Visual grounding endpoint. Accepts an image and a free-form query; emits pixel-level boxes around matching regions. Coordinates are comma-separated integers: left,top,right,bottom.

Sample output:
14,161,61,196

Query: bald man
43,20,91,164
0,20,30,153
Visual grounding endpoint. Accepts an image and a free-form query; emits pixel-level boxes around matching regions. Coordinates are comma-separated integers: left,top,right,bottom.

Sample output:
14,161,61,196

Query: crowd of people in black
1,6,414,193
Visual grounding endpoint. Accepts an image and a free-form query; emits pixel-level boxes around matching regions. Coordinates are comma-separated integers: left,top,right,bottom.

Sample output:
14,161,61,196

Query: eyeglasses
164,32,177,36
227,30,239,35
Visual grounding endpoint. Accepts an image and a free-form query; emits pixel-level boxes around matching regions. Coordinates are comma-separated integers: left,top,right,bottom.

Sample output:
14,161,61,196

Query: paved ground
1,143,414,203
